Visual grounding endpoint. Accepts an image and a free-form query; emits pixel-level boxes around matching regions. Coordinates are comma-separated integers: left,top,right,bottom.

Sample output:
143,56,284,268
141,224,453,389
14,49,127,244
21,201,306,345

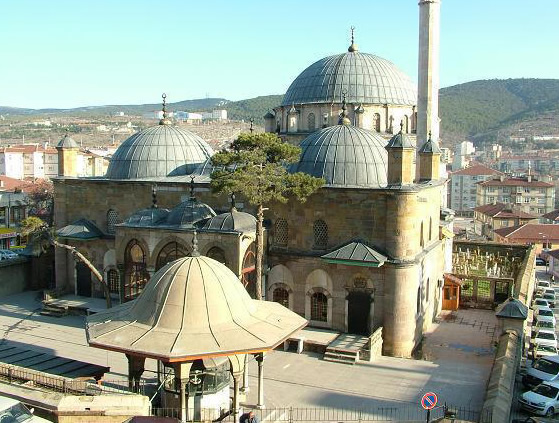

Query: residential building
493,223,559,256
476,175,555,217
473,202,537,238
542,209,559,224
0,178,29,249
496,152,559,175
449,164,503,216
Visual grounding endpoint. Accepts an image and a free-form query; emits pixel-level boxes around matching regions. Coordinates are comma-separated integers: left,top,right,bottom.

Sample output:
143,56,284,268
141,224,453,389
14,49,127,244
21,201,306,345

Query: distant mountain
3,79,559,148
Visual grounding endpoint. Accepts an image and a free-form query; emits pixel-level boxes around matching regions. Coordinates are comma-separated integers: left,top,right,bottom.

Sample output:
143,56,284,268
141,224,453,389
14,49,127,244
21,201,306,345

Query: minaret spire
348,26,358,52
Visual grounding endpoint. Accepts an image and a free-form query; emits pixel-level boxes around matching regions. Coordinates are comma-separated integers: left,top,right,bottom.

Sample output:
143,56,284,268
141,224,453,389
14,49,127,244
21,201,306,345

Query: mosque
53,0,448,358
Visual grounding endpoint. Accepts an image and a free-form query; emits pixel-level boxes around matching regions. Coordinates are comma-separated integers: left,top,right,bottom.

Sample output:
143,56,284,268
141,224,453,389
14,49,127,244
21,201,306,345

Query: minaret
56,133,79,177
417,0,441,145
386,121,416,185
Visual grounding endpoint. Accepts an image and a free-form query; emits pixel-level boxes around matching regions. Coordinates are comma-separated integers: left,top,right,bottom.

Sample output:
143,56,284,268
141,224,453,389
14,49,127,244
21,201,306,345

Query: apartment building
449,163,503,216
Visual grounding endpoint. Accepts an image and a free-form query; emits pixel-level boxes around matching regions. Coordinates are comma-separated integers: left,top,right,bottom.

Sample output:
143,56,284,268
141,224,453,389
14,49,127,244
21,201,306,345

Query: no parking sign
421,392,438,410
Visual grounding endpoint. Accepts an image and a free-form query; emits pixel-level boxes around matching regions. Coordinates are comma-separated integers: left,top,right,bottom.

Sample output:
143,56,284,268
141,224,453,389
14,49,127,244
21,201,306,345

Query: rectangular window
502,187,510,193
501,221,509,227
525,187,530,193
524,198,530,203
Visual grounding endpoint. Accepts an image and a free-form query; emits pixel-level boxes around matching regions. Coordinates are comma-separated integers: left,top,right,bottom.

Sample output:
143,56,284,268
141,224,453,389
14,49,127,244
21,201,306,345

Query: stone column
228,355,245,417
173,362,193,423
126,354,145,393
255,353,265,408
241,354,250,393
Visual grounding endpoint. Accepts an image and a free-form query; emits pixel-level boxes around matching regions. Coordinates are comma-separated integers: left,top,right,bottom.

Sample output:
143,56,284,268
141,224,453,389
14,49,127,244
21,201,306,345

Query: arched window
374,113,381,132
275,218,288,247
403,115,409,133
107,209,120,235
307,113,316,131
156,242,189,271
313,219,328,249
311,292,328,322
206,246,226,265
124,240,149,301
420,221,424,248
417,286,421,314
107,269,119,294
273,287,289,308
426,278,430,302
242,243,256,299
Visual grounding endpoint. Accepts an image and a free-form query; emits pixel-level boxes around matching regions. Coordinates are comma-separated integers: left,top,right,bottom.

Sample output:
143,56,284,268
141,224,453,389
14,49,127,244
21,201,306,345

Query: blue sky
2,0,559,109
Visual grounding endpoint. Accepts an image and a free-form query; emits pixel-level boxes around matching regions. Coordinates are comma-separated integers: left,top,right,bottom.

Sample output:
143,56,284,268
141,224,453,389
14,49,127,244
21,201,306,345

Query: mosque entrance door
347,291,371,335
76,262,92,297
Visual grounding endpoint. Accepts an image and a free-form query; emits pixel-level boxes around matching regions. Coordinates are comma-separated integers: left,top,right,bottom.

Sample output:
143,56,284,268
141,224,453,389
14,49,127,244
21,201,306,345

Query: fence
152,405,492,422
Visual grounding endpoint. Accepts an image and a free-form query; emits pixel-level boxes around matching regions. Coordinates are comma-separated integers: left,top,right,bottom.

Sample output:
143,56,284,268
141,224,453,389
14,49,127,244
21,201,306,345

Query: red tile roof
0,176,33,192
494,224,559,240
543,210,559,222
451,164,503,176
478,177,553,188
1,144,58,154
474,203,537,219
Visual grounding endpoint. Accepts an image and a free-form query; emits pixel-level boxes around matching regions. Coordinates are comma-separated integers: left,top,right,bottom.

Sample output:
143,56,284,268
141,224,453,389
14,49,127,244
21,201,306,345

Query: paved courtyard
0,291,496,414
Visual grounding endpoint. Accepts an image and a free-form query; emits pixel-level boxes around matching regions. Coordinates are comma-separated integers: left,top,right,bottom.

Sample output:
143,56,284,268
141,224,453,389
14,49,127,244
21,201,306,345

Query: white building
449,163,503,216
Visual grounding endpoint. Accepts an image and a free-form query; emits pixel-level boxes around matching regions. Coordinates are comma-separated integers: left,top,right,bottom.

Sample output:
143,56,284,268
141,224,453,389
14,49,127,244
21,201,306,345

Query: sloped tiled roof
451,164,503,176
321,240,387,267
473,203,536,219
543,209,559,222
478,177,553,188
56,219,104,240
494,224,559,240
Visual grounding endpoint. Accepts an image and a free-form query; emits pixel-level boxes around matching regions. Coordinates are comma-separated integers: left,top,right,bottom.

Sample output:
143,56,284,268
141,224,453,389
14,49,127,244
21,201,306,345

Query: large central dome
106,125,214,179
281,51,416,107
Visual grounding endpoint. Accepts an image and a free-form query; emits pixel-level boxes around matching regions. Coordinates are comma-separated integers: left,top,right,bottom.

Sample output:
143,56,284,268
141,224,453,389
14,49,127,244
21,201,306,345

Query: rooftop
542,209,559,222
477,177,553,188
473,203,536,219
494,223,559,240
451,164,503,177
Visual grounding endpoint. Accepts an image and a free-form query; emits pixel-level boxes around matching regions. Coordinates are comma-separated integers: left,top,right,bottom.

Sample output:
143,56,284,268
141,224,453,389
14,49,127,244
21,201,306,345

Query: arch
106,209,120,235
241,242,256,299
429,217,433,241
206,246,226,265
103,249,116,270
420,221,424,248
267,264,294,308
374,113,381,132
305,268,333,294
156,241,189,271
124,239,150,301
274,218,288,247
307,113,316,131
313,219,328,249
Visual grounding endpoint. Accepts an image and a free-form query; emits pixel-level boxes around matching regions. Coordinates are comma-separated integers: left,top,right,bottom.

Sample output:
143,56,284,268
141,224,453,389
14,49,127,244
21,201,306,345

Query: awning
444,273,463,286
0,228,17,239
56,219,104,240
321,241,387,268
441,227,455,239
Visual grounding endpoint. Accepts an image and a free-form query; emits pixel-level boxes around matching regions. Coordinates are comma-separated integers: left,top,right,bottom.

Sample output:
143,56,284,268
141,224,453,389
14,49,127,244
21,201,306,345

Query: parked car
538,281,552,291
534,314,557,329
534,299,551,309
534,345,559,359
535,306,555,320
0,250,19,260
0,395,50,422
536,258,547,266
524,356,559,388
542,293,557,308
532,329,559,350
520,380,559,417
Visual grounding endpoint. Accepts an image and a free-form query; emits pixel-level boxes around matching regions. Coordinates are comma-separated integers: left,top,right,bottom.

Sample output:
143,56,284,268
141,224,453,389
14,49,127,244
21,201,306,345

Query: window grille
307,113,316,131
313,219,328,249
107,209,120,234
273,288,289,308
311,292,328,322
107,269,119,294
275,218,288,246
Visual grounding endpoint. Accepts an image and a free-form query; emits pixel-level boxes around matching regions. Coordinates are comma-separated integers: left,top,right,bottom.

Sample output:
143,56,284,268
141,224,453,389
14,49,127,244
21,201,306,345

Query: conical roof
56,134,79,149
86,256,307,361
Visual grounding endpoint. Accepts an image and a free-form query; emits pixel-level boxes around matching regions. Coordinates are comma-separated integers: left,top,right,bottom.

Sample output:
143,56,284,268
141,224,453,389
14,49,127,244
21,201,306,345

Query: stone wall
0,258,30,297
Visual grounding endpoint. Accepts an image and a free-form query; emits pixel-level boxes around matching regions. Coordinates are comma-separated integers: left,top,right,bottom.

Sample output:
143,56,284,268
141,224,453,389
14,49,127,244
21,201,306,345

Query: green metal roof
56,219,104,240
321,240,388,267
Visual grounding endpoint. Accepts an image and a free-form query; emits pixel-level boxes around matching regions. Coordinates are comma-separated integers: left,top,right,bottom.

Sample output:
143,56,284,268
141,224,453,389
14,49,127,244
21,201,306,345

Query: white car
0,395,50,422
534,299,551,309
542,293,557,308
535,306,555,320
0,250,19,261
532,329,558,349
538,281,552,291
520,380,559,417
534,314,557,329
534,345,559,359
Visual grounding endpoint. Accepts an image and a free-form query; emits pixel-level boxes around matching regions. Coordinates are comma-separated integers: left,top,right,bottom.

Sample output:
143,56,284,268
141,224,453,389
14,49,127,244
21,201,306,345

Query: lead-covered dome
291,124,388,188
105,125,214,179
281,51,416,107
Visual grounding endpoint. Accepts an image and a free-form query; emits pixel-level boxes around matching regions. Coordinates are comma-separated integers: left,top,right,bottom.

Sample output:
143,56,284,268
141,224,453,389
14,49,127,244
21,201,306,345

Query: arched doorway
347,291,371,335
76,262,92,297
124,240,149,301
241,243,256,299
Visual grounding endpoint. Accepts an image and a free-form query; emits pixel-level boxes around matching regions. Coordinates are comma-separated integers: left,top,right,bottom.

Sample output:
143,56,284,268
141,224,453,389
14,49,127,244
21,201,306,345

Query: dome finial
191,230,200,257
190,175,196,200
399,120,404,133
159,93,171,125
428,131,432,140
230,192,237,212
348,26,358,52
151,184,158,209
338,90,351,125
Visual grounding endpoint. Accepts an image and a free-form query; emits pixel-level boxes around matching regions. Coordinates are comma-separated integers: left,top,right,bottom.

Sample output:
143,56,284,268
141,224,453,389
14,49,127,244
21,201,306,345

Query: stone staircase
323,333,369,365
39,302,68,317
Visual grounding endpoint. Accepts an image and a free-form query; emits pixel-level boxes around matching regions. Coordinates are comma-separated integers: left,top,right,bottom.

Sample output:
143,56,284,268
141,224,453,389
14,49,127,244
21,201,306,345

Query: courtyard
0,291,496,419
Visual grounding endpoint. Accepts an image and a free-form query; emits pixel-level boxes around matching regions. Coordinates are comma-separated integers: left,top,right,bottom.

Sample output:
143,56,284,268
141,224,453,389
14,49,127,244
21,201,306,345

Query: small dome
105,125,214,179
496,297,528,320
86,256,307,360
282,51,416,107
387,127,415,149
56,134,79,149
124,207,170,227
204,210,256,233
419,135,442,154
167,198,216,228
291,124,388,188
264,111,275,119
